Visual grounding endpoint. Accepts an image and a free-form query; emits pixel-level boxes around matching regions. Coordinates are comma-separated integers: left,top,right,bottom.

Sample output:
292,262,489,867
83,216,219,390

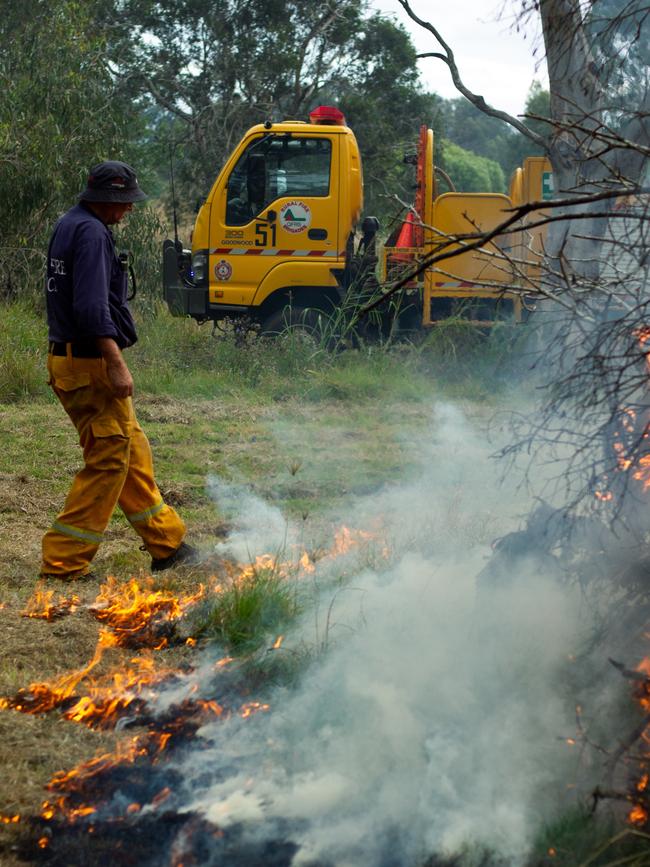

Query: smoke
166,401,589,865
207,477,298,561
185,562,579,866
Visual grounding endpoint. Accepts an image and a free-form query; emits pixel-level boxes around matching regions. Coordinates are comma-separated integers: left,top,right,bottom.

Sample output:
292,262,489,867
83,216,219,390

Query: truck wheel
260,306,331,343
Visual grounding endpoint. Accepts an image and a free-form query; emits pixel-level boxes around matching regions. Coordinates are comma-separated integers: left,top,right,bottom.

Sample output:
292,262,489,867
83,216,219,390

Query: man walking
42,160,197,579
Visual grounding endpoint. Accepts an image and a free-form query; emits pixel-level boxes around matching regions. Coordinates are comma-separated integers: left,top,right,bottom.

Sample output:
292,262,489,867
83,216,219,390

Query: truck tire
260,305,331,343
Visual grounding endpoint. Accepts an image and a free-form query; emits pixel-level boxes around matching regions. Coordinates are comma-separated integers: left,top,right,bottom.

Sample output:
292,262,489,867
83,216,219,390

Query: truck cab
163,106,363,331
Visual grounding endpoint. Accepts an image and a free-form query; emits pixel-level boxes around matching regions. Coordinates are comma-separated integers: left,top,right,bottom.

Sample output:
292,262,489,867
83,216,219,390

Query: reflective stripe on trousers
41,353,185,576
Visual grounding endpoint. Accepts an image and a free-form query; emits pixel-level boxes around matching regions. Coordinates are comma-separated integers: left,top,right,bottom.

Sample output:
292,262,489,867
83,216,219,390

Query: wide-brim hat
79,160,148,203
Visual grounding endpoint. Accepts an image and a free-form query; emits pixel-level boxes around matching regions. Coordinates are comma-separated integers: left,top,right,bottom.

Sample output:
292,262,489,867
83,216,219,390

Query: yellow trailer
381,128,552,325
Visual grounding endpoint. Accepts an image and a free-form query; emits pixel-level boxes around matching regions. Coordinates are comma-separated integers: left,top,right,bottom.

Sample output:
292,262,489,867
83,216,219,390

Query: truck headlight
191,251,208,285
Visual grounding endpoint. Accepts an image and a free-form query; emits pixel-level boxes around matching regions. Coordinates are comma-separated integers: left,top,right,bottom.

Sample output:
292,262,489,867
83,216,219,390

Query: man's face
102,202,134,225
88,201,134,225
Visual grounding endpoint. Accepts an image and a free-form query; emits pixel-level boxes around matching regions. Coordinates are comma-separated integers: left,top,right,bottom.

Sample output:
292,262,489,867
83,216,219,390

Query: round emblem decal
215,259,232,281
279,200,312,234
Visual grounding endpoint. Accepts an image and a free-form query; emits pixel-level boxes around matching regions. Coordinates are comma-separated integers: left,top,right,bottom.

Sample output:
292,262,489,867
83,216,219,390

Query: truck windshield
225,136,332,226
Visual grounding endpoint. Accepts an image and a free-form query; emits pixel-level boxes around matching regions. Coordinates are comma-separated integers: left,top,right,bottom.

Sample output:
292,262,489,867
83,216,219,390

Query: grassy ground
1,300,471,862
1,301,632,866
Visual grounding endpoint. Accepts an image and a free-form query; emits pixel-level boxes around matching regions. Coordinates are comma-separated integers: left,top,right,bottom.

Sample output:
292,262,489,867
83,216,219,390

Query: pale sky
370,0,549,117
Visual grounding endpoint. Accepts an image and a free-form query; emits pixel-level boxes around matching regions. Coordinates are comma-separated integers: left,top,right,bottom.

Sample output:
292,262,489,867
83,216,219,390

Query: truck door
208,133,338,307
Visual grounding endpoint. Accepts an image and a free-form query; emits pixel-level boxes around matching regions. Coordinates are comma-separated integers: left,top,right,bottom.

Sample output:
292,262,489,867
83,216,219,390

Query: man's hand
106,360,134,397
96,337,134,398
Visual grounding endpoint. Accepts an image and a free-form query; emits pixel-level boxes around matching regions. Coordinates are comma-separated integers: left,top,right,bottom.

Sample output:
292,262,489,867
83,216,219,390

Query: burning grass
0,516,398,865
88,576,205,649
21,583,80,620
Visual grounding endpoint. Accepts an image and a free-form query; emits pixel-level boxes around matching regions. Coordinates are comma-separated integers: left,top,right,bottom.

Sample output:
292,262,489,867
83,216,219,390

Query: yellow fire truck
163,105,552,331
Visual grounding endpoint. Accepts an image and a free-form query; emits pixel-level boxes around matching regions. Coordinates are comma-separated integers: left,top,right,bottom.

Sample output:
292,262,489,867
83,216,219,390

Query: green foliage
191,569,301,652
438,139,506,192
329,14,444,221
531,808,650,866
0,299,48,402
0,0,142,300
129,311,329,399
440,98,514,172
507,81,552,169
437,83,551,187
0,297,520,409
304,347,430,403
113,206,169,317
413,319,528,398
106,1,442,223
110,0,371,206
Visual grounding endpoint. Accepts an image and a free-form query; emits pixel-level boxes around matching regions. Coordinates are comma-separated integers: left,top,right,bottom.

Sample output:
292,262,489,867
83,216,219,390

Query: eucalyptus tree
104,0,440,216
0,0,136,296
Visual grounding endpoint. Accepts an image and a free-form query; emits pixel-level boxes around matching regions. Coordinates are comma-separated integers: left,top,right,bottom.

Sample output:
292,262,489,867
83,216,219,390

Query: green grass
190,567,301,652
0,299,49,401
530,808,650,866
1,299,648,866
0,298,523,406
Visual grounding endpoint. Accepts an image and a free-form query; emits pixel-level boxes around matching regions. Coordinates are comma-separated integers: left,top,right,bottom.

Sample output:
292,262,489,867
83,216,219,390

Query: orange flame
41,734,154,822
0,814,20,824
332,526,373,556
637,658,650,676
0,629,118,716
299,552,316,574
215,657,234,669
61,654,173,729
629,804,648,825
21,584,80,620
152,786,171,807
0,630,178,728
240,701,270,719
89,577,205,648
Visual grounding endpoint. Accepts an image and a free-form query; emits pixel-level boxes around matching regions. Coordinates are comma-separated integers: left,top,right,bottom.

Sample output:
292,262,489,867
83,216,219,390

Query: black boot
151,541,200,572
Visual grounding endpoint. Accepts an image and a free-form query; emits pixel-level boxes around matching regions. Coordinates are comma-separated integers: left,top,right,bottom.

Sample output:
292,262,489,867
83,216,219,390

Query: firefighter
41,160,198,579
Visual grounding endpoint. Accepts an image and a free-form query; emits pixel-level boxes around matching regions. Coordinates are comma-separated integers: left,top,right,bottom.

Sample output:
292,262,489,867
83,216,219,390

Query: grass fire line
0,520,399,864
0,401,614,867
3,332,650,867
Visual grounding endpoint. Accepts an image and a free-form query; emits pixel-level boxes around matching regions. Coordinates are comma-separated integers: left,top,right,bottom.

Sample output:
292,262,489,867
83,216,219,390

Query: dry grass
0,388,433,864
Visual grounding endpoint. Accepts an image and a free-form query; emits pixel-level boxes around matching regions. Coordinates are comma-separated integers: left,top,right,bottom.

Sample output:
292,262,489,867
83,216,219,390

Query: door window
226,135,331,226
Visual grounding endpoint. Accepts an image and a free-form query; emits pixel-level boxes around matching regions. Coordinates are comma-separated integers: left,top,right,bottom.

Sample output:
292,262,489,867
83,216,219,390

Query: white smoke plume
207,476,298,562
176,401,590,865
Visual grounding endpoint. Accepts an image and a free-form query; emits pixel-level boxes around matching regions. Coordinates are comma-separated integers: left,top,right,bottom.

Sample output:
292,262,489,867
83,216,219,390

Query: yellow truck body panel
380,150,553,325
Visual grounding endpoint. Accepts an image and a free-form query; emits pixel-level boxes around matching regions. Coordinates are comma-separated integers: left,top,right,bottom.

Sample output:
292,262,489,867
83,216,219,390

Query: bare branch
396,0,547,148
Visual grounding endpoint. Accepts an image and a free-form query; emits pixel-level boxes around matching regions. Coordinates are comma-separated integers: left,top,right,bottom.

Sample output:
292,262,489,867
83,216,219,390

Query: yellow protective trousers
41,351,186,577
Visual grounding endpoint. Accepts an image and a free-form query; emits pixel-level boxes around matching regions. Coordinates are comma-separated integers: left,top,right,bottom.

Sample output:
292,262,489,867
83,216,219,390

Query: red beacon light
309,105,346,126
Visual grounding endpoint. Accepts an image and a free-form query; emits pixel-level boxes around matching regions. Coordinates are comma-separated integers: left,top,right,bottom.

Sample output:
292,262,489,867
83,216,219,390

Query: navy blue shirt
46,203,137,348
